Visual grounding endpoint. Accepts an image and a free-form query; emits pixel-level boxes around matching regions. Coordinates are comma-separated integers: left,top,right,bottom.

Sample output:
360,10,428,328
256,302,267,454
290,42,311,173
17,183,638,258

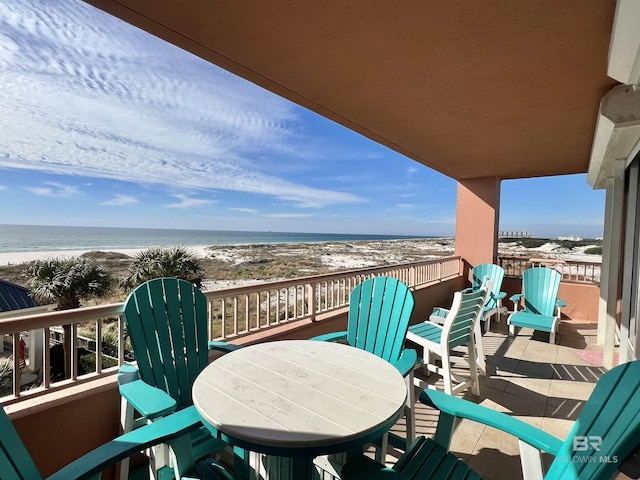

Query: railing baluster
43,327,51,389
96,319,102,375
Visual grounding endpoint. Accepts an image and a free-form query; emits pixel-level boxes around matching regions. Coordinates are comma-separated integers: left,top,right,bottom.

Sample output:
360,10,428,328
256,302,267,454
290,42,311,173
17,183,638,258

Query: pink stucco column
454,177,501,268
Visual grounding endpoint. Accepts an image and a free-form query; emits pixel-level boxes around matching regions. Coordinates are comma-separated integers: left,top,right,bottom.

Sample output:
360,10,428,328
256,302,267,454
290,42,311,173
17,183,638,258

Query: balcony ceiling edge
588,84,640,189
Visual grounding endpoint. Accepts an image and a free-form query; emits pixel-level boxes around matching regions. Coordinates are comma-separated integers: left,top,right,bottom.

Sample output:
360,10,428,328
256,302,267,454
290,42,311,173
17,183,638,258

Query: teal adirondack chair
0,404,234,480
120,278,240,480
311,276,417,453
341,359,640,480
507,267,566,344
470,263,507,332
407,283,491,396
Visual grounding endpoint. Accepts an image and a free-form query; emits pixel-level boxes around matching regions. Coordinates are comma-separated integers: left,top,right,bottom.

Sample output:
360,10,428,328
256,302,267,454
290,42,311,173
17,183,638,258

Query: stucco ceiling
85,0,619,181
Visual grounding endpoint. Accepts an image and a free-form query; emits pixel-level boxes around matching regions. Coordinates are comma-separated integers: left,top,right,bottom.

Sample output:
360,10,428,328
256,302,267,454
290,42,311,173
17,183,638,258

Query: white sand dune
0,238,601,269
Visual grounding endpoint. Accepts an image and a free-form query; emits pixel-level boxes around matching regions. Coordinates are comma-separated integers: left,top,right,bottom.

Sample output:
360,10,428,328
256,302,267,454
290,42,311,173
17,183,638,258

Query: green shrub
584,246,603,255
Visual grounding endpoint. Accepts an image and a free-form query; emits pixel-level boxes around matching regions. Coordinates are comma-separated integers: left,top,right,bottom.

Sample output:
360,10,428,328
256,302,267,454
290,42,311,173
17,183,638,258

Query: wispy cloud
24,181,79,197
229,207,258,214
165,194,213,209
265,213,317,219
101,194,138,206
0,0,364,209
0,185,7,191
397,203,415,208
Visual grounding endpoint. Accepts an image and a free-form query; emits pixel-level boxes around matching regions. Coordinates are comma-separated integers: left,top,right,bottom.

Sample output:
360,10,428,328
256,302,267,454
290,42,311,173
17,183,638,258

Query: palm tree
23,257,113,378
120,246,204,289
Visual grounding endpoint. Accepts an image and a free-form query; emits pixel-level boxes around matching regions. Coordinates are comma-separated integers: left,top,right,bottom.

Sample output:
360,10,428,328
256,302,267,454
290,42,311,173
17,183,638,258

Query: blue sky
0,0,605,238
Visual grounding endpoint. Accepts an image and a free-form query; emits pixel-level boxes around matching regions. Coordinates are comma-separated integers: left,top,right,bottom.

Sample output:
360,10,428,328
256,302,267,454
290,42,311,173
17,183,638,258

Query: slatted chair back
471,263,504,315
0,405,43,480
546,359,640,480
123,277,210,410
443,284,491,350
347,276,415,365
522,267,561,317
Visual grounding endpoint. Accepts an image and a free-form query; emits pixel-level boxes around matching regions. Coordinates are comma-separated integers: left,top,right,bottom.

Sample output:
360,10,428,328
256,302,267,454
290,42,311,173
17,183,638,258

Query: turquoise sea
0,224,430,254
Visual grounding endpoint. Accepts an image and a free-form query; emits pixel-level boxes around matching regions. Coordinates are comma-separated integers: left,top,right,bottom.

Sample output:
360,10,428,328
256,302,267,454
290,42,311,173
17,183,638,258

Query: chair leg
468,339,480,396
441,351,453,396
473,321,486,376
509,323,516,337
549,329,556,344
119,398,135,480
404,371,416,447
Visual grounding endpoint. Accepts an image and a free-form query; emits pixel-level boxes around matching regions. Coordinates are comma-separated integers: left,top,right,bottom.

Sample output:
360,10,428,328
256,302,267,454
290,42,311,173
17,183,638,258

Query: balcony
0,256,608,479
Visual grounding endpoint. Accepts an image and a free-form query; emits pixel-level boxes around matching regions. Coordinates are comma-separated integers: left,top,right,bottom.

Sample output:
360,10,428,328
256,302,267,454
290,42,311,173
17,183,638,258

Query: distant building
0,279,38,312
498,231,532,239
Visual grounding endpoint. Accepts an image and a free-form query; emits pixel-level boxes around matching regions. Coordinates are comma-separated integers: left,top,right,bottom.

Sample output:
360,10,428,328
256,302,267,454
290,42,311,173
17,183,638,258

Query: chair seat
407,322,443,344
508,311,556,332
342,436,483,480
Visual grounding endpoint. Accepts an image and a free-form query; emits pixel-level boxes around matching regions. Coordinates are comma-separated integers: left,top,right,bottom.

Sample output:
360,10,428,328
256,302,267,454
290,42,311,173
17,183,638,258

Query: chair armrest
510,293,524,312
310,331,348,342
393,349,417,377
556,299,567,308
47,406,204,480
119,379,177,419
430,307,450,319
496,291,507,300
208,341,243,354
419,389,563,456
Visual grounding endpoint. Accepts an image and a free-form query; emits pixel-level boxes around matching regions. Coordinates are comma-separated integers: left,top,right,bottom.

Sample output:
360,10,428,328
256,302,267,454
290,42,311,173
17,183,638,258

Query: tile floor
385,319,633,480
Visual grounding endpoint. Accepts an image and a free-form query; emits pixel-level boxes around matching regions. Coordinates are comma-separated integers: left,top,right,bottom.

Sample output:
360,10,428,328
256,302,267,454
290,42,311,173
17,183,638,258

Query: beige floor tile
522,341,559,363
467,427,524,480
504,375,552,398
550,362,603,383
514,358,556,379
540,416,573,439
544,397,585,422
495,391,547,418
448,417,487,457
548,379,595,401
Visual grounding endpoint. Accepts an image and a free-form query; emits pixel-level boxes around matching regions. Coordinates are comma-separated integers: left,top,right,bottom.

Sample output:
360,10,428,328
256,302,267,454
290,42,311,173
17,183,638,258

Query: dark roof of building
0,280,38,312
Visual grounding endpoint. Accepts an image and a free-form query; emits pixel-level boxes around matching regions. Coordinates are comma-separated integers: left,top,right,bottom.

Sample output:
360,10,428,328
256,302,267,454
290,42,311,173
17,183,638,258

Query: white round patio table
192,339,407,480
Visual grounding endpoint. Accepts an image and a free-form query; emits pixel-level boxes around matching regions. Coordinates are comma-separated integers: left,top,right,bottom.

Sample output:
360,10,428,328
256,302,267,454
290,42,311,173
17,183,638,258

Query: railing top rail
0,303,123,335
205,256,462,297
498,255,601,267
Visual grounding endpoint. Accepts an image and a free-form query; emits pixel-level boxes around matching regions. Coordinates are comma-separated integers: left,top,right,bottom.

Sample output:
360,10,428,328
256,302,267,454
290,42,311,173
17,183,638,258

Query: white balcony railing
0,256,462,404
498,256,601,285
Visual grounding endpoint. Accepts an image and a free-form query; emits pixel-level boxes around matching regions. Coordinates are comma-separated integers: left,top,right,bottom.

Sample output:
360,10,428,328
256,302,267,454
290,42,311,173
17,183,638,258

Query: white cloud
0,185,7,191
24,181,79,197
0,0,365,209
101,194,138,206
229,207,257,214
165,194,213,209
397,203,415,208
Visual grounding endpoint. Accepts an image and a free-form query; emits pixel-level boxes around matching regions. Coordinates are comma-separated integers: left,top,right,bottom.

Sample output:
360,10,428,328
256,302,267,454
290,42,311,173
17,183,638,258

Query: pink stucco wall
455,177,500,267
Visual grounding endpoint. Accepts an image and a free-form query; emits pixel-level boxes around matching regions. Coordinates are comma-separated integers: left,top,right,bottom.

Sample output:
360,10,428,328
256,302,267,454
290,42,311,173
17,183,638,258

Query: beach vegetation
23,257,113,378
23,257,114,310
120,246,204,289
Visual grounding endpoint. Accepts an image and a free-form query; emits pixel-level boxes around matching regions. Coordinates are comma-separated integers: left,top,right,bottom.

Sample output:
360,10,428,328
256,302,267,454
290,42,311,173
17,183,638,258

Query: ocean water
0,224,429,254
